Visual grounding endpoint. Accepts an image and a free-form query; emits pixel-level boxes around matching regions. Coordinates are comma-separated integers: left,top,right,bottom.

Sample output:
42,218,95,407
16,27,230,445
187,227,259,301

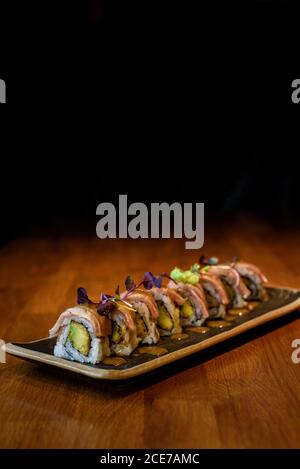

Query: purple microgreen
97,300,115,316
115,285,120,300
199,255,219,266
100,293,114,302
125,275,135,291
122,271,163,300
97,292,117,316
77,287,94,305
142,271,162,289
199,255,209,265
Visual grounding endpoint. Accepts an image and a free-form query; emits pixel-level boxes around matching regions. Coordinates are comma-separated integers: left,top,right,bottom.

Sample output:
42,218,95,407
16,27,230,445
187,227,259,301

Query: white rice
54,317,110,365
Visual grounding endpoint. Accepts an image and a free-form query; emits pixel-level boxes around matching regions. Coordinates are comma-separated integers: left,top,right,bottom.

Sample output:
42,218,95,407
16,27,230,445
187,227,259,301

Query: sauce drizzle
170,333,189,341
206,320,231,329
227,308,249,317
136,346,168,357
185,326,210,334
102,357,127,366
246,301,261,310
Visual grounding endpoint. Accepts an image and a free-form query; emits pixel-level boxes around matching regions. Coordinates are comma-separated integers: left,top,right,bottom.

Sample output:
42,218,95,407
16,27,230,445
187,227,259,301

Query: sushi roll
109,300,140,356
49,304,112,365
149,287,184,336
233,261,268,301
202,264,250,308
48,259,269,364
198,273,229,318
170,266,228,319
168,281,209,326
124,289,160,344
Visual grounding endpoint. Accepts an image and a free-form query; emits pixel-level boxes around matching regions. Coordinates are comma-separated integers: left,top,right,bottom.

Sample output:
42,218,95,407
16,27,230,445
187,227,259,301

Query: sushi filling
157,301,173,332
180,299,194,319
179,298,201,326
110,314,140,356
221,280,246,308
204,292,226,318
54,317,110,364
67,320,91,356
127,301,160,345
242,276,267,300
205,293,219,308
111,322,126,344
222,281,235,307
135,313,148,339
242,277,257,297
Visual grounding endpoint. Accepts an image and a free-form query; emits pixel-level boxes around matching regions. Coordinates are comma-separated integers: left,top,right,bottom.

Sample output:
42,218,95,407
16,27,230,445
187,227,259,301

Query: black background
0,1,299,244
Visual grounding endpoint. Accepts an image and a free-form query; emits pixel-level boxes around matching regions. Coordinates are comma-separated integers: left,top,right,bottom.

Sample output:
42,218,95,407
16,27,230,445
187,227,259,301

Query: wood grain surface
1,216,300,448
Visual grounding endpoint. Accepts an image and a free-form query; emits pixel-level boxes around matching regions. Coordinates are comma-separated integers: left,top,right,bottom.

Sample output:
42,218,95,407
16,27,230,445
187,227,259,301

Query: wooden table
1,216,300,448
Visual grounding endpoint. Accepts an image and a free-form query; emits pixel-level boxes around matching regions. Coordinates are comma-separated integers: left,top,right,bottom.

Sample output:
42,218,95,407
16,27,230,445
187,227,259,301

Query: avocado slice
68,321,91,356
180,300,194,318
157,302,173,331
112,323,121,343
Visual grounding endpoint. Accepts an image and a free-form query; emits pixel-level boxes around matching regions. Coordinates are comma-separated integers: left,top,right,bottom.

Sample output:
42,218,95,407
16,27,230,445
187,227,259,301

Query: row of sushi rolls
49,257,268,364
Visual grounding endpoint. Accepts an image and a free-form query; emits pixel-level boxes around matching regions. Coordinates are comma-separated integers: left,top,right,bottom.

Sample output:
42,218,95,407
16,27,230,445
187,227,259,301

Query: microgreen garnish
142,272,163,290
190,263,200,273
115,285,120,300
199,255,208,265
122,271,164,300
125,275,135,291
77,287,95,305
97,293,116,315
199,255,219,266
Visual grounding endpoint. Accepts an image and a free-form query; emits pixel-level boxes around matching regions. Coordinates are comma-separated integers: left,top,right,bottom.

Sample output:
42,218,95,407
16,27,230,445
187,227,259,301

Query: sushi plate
5,286,300,380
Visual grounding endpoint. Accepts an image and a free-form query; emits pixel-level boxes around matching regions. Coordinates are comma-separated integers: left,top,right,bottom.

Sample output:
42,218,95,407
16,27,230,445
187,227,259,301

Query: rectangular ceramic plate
5,286,300,380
